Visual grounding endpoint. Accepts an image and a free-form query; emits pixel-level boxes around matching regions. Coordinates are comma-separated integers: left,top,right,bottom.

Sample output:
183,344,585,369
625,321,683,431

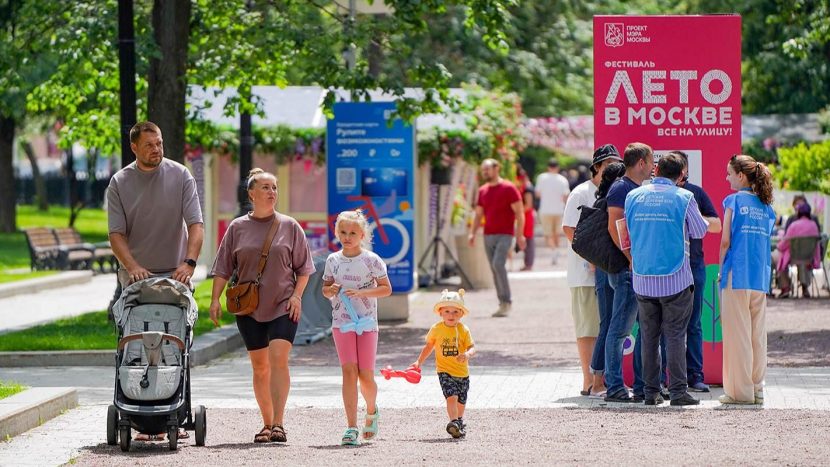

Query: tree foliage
681,0,830,114
0,0,72,231
775,140,830,195
375,3,596,117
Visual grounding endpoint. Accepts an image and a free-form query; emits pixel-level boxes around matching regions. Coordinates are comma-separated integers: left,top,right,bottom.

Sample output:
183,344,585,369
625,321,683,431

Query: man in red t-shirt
468,159,525,317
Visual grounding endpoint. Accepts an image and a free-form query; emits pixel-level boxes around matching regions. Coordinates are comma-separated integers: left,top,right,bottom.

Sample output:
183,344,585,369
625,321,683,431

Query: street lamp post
117,0,137,169
237,111,253,216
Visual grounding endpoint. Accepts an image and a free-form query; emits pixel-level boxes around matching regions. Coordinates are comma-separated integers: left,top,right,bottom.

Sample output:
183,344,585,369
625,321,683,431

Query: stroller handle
117,332,185,351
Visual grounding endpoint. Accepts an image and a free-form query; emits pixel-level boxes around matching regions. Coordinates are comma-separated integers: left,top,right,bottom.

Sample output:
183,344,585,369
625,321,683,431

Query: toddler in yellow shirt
413,289,476,438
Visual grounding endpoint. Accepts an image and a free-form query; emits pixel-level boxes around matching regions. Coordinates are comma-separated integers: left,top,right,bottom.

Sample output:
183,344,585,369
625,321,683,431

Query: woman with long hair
718,155,776,405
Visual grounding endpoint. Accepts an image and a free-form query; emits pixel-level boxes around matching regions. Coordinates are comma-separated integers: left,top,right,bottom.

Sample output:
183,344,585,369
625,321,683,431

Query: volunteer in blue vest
673,151,722,392
603,142,653,403
624,153,710,406
718,154,776,405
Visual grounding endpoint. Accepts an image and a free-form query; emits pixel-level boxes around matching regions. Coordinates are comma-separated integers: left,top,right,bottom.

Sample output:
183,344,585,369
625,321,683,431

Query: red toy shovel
380,365,422,384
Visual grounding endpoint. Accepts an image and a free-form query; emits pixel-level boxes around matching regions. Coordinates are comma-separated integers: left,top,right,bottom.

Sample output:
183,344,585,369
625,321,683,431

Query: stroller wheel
194,405,206,446
106,405,118,446
168,425,178,451
119,425,131,452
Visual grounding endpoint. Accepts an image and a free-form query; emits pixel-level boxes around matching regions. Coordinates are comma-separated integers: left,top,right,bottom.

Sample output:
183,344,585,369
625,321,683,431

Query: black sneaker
644,394,664,406
604,390,636,403
670,393,700,406
632,393,645,402
660,386,671,400
457,417,466,430
446,420,463,438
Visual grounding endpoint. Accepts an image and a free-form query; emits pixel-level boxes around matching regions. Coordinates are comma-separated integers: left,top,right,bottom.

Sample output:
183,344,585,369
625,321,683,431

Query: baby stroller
106,277,206,451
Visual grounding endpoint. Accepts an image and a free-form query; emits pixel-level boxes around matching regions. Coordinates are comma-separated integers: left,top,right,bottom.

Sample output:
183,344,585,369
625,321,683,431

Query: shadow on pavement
79,442,191,456
417,437,463,443
309,444,377,450
768,329,830,367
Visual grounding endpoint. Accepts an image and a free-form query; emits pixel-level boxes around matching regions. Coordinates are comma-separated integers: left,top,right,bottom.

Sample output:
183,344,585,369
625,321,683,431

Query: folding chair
788,236,822,298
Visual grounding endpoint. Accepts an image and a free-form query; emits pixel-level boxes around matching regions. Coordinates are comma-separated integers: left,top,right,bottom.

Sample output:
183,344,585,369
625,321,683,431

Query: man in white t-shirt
535,158,570,258
562,144,622,398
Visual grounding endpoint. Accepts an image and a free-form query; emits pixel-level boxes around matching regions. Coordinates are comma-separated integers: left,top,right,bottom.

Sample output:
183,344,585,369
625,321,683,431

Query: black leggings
236,314,298,351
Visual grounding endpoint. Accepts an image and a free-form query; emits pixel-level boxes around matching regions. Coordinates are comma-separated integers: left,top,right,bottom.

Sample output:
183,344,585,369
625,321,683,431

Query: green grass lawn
0,279,236,351
0,205,109,271
0,380,27,400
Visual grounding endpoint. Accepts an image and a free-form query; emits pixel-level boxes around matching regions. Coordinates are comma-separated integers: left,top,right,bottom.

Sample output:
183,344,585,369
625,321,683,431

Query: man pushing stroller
106,121,204,441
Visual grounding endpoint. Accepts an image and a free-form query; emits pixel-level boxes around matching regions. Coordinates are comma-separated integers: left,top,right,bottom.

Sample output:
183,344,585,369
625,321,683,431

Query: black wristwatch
184,258,197,268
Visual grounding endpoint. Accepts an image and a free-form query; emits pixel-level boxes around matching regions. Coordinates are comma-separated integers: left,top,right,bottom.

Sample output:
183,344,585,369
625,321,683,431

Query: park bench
52,227,118,272
23,227,62,270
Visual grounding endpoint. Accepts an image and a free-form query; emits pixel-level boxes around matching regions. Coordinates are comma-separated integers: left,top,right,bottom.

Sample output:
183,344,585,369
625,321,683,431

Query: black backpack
571,198,629,274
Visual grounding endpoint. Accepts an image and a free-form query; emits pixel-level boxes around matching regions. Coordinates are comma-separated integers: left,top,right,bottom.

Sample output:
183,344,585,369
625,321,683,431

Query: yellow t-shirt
426,321,474,378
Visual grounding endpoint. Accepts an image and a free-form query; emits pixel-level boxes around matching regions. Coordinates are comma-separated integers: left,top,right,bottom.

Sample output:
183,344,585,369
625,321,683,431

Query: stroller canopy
112,277,198,328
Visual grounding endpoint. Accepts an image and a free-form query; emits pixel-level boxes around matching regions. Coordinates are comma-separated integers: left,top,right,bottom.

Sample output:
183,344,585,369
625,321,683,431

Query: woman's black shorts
236,314,298,351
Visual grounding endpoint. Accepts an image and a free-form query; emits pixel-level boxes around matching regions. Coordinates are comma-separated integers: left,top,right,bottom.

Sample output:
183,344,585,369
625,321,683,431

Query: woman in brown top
210,168,316,443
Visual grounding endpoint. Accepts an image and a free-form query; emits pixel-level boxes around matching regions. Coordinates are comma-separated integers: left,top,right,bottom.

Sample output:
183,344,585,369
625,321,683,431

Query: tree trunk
0,115,16,233
21,140,49,211
65,146,82,227
148,0,190,164
367,17,384,79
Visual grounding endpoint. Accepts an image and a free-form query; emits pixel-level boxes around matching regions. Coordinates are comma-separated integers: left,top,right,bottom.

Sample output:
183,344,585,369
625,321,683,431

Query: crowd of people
109,121,478,445
107,120,822,446
483,141,821,406
556,143,780,406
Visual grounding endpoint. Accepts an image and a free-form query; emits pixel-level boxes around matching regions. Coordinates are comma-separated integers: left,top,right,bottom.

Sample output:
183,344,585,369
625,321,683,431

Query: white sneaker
754,390,764,404
719,394,754,405
492,303,511,317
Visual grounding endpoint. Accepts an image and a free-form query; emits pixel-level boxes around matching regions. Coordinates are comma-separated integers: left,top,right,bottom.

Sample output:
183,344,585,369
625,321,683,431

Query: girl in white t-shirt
322,210,392,445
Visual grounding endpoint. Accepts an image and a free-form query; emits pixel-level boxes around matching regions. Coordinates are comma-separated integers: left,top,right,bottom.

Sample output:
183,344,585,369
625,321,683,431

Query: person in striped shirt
624,153,709,406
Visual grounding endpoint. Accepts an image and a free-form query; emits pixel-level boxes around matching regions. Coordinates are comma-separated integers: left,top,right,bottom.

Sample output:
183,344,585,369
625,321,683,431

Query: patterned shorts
438,372,470,404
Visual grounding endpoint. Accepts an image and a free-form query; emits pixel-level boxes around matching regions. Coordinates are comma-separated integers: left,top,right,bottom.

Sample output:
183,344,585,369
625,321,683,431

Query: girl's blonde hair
246,168,277,190
334,209,372,248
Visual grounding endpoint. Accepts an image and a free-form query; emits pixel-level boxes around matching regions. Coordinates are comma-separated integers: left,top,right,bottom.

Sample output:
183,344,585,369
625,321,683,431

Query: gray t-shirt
211,212,316,322
107,159,203,272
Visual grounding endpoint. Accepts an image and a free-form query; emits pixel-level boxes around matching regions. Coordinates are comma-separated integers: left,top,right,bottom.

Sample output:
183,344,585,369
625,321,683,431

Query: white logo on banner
605,23,624,47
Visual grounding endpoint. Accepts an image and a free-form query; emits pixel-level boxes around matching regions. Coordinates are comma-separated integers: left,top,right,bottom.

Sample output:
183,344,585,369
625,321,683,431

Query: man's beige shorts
570,286,600,338
541,214,563,237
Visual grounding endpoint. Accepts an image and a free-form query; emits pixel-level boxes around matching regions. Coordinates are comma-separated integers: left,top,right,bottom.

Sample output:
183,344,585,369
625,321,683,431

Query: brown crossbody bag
225,217,279,316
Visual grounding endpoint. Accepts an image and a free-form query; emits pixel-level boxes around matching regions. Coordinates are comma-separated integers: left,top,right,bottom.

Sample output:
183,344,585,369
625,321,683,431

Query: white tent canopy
187,85,469,131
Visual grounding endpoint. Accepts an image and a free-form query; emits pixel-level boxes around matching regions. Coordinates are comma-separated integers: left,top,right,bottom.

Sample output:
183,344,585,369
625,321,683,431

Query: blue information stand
326,102,416,293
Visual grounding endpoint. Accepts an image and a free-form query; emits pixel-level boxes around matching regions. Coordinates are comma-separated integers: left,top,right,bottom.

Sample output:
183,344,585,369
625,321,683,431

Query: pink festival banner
594,15,742,384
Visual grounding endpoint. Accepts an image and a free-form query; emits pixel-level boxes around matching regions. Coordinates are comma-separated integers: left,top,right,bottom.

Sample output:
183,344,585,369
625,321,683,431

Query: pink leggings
332,328,378,370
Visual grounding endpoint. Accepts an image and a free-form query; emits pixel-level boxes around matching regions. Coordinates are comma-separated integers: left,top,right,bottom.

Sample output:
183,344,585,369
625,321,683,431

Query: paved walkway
0,273,117,334
2,362,830,411
2,246,830,465
0,267,209,334
1,362,829,466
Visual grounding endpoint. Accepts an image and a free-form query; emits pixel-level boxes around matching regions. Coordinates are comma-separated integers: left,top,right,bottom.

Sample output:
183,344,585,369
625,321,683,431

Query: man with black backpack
563,144,622,398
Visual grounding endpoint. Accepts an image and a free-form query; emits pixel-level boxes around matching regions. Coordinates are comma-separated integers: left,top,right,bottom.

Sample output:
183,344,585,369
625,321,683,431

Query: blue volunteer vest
721,190,775,291
624,178,693,277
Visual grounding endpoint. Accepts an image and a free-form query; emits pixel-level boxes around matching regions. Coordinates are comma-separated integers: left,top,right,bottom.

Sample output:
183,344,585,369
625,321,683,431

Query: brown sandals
253,425,287,443
254,426,272,443
270,424,287,442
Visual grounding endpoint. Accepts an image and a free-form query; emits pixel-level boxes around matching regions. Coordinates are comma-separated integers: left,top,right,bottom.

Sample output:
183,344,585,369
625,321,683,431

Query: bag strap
254,216,279,283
